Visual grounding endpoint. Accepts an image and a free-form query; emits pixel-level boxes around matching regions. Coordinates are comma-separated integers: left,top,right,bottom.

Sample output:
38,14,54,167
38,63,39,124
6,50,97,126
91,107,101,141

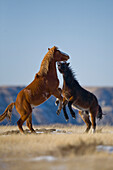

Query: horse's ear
48,48,50,50
67,63,70,66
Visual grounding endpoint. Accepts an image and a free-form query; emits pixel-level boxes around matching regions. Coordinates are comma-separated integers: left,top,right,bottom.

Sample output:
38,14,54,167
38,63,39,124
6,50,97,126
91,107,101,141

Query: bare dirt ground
0,125,113,170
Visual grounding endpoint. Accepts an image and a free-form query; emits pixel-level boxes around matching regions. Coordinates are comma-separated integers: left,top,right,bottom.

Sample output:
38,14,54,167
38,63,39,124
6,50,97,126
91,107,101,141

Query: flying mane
38,46,58,76
63,65,80,88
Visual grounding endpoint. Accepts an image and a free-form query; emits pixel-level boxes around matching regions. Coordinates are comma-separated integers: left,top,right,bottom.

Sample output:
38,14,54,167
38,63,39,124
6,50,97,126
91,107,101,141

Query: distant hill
0,86,113,126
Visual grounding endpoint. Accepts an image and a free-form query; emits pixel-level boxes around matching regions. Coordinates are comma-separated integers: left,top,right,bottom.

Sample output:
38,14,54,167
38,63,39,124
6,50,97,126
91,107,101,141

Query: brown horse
56,62,103,133
0,46,69,133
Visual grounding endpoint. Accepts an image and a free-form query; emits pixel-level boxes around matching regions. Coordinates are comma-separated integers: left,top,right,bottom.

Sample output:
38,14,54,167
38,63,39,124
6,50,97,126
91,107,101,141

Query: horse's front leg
55,88,62,106
63,98,69,121
78,111,91,133
68,96,76,119
53,88,63,115
55,98,60,106
55,97,69,121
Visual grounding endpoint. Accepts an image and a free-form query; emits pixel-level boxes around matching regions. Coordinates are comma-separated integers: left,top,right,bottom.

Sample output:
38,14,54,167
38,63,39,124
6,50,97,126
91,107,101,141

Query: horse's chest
62,88,71,100
62,83,71,96
48,77,59,88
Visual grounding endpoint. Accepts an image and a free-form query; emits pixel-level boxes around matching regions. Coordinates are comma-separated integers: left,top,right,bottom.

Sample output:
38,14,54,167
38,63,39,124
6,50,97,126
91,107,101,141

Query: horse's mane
38,46,58,76
63,65,80,88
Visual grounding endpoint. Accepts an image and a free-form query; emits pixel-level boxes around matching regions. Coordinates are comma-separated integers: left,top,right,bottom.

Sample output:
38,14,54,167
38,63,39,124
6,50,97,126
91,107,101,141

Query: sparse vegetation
0,125,113,170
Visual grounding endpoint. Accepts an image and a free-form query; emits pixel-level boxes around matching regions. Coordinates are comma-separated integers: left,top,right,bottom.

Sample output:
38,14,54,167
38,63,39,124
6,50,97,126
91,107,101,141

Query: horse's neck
63,71,79,88
44,60,58,80
63,74,72,85
63,71,73,83
48,61,57,76
38,59,57,77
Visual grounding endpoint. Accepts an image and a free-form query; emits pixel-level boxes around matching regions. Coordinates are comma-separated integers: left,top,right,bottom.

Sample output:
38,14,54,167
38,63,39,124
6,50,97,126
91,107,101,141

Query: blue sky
0,0,113,87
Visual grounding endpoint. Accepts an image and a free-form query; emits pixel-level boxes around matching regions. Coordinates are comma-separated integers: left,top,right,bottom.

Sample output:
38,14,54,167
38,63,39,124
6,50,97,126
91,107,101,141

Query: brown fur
0,103,15,122
38,46,58,76
0,47,69,133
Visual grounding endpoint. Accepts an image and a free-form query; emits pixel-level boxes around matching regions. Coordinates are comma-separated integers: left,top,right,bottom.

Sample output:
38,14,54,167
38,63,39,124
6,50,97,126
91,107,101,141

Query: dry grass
0,125,113,170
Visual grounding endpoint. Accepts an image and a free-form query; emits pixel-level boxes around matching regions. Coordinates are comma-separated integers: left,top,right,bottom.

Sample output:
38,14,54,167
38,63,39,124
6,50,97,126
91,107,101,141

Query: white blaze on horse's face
54,50,69,62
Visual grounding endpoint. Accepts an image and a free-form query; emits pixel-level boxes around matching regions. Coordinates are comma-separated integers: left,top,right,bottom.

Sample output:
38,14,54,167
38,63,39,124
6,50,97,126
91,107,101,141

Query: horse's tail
97,105,103,120
0,102,15,122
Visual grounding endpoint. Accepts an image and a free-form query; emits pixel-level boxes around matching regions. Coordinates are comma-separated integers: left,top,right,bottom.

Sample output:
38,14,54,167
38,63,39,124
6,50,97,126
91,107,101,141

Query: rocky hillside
0,86,113,126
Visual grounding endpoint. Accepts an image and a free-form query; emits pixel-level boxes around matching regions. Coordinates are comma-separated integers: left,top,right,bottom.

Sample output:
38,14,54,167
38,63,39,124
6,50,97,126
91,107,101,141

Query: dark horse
57,62,103,133
0,47,69,133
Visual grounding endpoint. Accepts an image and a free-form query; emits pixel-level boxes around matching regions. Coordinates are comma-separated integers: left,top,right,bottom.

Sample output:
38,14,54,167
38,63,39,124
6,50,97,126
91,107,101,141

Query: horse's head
57,62,70,74
48,47,69,62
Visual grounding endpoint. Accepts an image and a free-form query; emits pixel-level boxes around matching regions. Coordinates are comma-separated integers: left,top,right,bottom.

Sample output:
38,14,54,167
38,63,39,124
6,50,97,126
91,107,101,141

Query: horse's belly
30,92,51,106
23,88,50,106
72,103,89,112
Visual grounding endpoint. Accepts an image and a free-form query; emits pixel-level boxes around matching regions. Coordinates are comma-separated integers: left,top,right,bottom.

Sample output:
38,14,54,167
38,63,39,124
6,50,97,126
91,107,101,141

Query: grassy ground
0,125,113,170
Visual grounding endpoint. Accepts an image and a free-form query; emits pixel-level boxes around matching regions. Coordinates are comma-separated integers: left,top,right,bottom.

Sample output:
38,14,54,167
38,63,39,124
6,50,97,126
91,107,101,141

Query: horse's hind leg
90,113,96,133
78,111,91,133
26,114,35,133
68,97,76,119
17,118,24,133
17,112,31,133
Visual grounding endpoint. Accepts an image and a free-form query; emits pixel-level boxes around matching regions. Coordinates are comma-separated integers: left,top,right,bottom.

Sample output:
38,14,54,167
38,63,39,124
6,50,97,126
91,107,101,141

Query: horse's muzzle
66,55,70,60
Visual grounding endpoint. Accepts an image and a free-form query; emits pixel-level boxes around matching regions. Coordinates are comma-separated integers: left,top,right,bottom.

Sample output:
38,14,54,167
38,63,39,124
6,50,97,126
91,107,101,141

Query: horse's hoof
55,101,59,106
72,114,76,119
72,116,76,119
84,129,89,133
71,111,76,119
31,130,36,134
55,99,59,106
56,110,60,115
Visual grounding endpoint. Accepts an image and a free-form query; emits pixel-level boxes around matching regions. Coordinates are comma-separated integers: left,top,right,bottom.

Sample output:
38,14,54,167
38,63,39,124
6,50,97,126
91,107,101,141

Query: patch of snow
56,129,62,132
0,156,57,162
52,129,64,134
97,145,113,154
29,156,57,162
102,131,113,134
35,131,44,134
52,129,72,134
66,131,72,134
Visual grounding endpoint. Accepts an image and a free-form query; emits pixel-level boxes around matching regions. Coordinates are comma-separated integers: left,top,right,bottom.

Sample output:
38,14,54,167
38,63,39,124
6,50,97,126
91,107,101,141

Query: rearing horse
56,62,103,133
0,46,69,133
